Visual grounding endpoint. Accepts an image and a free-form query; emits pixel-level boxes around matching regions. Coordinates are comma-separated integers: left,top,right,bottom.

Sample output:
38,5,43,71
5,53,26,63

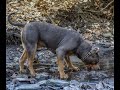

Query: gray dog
8,13,100,79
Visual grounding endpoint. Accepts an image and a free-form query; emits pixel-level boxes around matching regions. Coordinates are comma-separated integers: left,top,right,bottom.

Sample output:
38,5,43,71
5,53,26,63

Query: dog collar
81,50,92,61
81,47,99,61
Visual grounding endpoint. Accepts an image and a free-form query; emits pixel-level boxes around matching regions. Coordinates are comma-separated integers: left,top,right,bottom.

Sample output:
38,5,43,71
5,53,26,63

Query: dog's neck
76,41,92,61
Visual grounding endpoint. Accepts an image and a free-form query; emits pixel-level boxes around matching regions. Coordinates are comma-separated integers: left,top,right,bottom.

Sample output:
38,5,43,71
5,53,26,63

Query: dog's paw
60,74,68,79
70,66,80,71
19,69,26,74
73,66,80,71
30,72,36,77
31,74,36,78
86,64,100,71
92,64,100,70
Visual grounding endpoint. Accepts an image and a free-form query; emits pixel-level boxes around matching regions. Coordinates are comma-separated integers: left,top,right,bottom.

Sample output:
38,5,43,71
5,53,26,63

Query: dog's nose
85,65,92,71
91,64,100,70
86,64,100,71
87,66,92,71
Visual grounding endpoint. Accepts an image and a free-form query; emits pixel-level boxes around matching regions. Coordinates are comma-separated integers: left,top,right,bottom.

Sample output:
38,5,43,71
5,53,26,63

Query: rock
85,71,109,81
103,33,112,38
64,85,80,90
70,56,82,63
11,73,18,78
14,57,19,62
70,80,80,86
49,67,57,72
80,83,93,90
37,52,44,59
98,72,108,79
15,84,41,90
13,64,19,70
29,79,37,84
9,56,13,60
11,53,15,57
6,82,15,90
96,81,104,89
13,77,37,85
6,69,14,78
15,79,69,90
95,43,114,66
35,73,49,80
48,79,69,87
37,80,47,85
103,78,114,86
102,82,114,89
14,78,29,82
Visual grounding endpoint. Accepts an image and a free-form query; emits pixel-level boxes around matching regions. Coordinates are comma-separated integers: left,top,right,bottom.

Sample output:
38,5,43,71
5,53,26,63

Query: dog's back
22,22,82,50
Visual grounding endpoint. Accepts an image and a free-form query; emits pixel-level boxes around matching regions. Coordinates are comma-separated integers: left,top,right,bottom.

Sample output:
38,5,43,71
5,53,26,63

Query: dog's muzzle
85,64,100,71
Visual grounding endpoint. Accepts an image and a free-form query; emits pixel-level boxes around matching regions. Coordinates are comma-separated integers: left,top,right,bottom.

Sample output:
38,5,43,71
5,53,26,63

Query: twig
13,33,21,38
85,0,114,13
89,12,100,21
101,0,114,11
46,13,56,25
109,6,114,21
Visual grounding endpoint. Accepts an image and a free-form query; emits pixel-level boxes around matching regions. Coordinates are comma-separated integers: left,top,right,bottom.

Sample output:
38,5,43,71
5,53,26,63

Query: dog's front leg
56,49,68,79
65,55,79,71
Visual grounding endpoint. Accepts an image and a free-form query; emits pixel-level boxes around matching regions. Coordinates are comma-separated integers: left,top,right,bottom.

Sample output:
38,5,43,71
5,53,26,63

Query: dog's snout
86,64,100,71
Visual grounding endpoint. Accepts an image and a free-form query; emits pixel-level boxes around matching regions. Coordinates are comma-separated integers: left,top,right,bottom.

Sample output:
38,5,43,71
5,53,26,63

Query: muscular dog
8,13,100,79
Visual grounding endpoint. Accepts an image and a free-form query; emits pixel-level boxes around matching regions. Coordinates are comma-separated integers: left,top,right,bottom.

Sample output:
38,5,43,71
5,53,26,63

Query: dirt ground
6,41,114,90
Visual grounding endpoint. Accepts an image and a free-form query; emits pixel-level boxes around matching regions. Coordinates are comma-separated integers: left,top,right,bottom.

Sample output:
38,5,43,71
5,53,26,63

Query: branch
101,0,114,11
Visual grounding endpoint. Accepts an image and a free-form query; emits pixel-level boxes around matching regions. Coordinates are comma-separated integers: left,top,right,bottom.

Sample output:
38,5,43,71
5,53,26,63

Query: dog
8,13,100,79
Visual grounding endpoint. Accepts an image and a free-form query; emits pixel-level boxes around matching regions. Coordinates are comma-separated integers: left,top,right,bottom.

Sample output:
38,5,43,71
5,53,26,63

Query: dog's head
77,43,100,70
83,46,100,70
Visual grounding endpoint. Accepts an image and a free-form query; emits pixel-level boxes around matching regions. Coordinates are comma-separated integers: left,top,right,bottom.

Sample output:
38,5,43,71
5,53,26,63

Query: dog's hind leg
27,44,37,77
19,49,27,73
65,55,79,71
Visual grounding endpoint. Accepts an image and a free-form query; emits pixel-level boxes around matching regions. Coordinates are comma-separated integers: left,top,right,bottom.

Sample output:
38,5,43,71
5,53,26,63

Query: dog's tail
8,13,26,27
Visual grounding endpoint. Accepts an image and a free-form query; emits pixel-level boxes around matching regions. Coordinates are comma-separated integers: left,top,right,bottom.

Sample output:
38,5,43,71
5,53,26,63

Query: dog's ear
91,45,100,53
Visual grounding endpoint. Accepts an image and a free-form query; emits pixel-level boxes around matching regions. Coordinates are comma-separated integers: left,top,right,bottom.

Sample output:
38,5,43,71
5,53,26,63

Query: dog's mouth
85,64,100,71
